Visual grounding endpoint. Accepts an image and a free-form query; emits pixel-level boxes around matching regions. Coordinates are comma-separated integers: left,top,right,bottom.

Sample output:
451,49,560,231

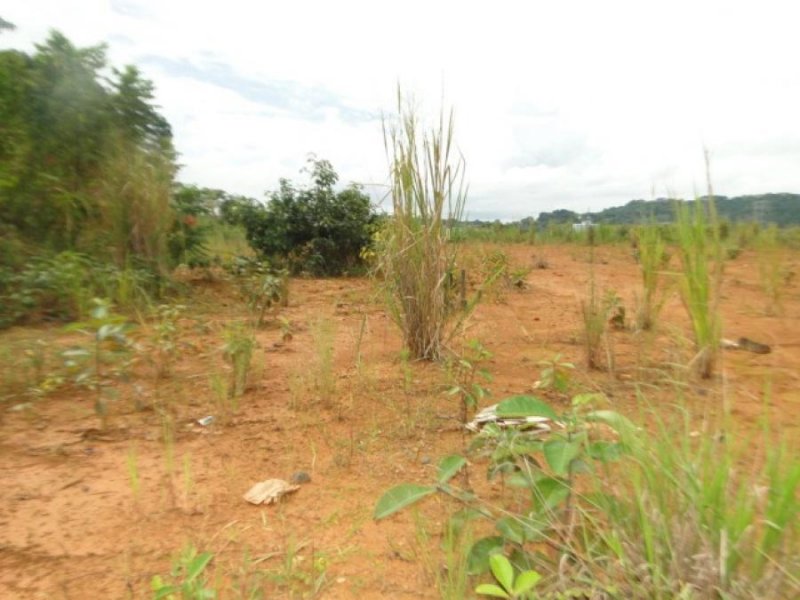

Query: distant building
572,219,594,231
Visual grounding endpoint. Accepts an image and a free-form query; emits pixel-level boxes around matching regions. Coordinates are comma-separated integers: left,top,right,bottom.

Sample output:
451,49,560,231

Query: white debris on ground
243,479,300,505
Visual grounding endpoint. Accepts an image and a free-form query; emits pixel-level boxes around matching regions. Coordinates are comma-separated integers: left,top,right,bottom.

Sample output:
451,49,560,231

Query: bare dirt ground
1,243,798,599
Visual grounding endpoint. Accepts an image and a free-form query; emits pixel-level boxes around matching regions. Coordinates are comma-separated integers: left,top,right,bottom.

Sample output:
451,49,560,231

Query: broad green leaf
468,536,505,574
513,570,542,595
588,441,623,462
495,395,558,420
532,477,570,509
489,554,514,594
495,515,545,544
374,484,436,520
437,454,467,484
543,439,582,475
585,410,636,436
475,583,510,598
507,471,534,488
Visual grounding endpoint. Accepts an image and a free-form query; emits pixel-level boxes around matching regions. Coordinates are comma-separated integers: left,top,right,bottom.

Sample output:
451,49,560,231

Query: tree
0,30,178,262
223,157,377,275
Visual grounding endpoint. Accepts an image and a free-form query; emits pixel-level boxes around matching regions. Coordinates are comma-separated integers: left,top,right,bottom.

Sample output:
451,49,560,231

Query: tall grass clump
576,411,800,599
636,223,668,330
378,90,467,360
94,140,176,275
756,224,786,315
674,195,723,379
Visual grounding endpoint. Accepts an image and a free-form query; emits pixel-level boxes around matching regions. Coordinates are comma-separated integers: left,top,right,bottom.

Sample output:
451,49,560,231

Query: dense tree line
0,29,178,271
534,194,800,228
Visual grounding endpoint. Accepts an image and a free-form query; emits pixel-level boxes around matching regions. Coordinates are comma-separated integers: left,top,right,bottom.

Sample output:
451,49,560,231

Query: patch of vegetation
375,392,800,598
221,157,378,276
376,91,469,360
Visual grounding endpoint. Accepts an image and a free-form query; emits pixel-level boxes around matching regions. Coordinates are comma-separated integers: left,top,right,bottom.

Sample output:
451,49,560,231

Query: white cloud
2,0,800,218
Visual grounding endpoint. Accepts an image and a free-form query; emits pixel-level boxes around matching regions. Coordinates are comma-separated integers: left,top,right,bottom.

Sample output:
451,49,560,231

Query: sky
3,0,800,220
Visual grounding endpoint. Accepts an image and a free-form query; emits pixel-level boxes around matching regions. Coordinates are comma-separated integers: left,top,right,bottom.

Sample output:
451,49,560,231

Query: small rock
291,471,311,485
420,456,432,465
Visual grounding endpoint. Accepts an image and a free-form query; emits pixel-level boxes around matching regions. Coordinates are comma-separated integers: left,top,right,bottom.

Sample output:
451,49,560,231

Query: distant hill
535,193,800,227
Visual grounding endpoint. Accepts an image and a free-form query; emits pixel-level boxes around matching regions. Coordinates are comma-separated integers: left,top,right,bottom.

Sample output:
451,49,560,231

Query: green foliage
0,251,158,328
0,31,184,326
536,354,574,395
634,223,669,330
374,483,437,520
222,322,256,399
224,157,377,276
169,184,233,267
62,298,135,427
231,258,289,328
151,546,216,599
580,281,619,371
150,304,186,378
537,193,800,228
475,554,541,599
375,392,631,591
376,385,800,597
446,339,492,424
674,197,723,378
0,31,175,256
756,224,787,315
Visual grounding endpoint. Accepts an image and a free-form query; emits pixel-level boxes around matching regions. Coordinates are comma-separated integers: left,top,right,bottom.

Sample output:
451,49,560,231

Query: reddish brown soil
1,244,798,599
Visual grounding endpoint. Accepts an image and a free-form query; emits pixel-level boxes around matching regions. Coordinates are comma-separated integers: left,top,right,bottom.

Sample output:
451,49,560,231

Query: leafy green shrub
168,184,222,267
222,157,377,276
0,252,159,328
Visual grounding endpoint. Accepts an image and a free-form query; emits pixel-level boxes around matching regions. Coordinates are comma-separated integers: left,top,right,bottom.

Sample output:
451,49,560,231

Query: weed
635,223,668,330
277,316,294,342
580,280,619,371
222,321,256,399
62,298,135,428
757,225,786,315
446,339,493,426
674,195,723,378
265,538,329,598
475,554,541,599
310,318,336,405
150,303,186,378
376,390,800,598
209,372,236,422
536,354,575,395
378,89,468,360
151,546,216,599
234,258,289,327
413,512,472,600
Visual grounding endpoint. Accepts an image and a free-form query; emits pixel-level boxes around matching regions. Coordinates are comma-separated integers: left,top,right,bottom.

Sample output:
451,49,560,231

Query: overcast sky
3,1,799,220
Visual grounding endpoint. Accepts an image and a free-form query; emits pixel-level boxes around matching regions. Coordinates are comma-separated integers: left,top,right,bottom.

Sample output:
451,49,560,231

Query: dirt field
1,243,798,599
